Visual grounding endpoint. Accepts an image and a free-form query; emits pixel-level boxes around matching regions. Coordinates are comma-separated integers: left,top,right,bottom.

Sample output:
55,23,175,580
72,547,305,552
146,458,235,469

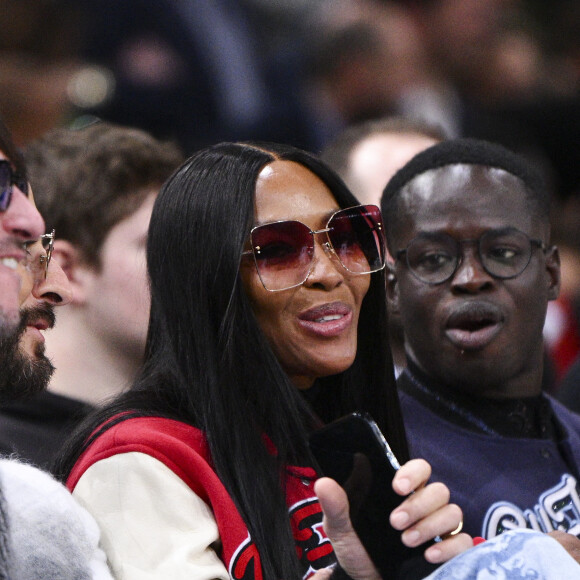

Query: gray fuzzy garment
0,459,113,579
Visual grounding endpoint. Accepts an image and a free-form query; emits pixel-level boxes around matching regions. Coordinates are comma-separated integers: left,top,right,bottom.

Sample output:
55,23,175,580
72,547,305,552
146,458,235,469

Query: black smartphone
309,412,438,580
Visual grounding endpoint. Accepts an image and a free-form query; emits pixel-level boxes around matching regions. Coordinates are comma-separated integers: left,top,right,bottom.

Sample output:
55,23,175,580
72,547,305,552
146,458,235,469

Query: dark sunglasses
0,160,28,212
243,204,386,292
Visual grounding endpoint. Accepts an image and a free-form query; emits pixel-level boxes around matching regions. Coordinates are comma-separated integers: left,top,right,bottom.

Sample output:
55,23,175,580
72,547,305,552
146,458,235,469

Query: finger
548,531,580,565
314,478,381,580
400,503,463,549
390,481,450,531
314,477,353,541
392,458,431,496
309,568,334,580
424,533,474,564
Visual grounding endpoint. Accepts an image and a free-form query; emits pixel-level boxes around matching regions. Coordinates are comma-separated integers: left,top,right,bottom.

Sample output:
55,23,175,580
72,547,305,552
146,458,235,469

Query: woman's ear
545,245,561,302
50,240,93,305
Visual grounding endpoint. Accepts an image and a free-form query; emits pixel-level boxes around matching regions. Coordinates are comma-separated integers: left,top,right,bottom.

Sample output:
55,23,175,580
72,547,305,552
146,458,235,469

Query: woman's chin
310,354,359,383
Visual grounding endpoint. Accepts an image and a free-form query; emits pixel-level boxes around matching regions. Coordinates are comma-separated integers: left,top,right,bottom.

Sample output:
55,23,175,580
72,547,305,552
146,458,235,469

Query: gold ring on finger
443,520,463,539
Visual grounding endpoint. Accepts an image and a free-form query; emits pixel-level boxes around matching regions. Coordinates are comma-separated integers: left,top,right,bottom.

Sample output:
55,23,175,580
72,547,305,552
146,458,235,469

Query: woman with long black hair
55,142,577,580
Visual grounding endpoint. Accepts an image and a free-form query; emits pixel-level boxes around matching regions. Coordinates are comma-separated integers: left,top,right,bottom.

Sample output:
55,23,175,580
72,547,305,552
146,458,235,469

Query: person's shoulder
0,457,64,492
397,382,435,418
547,394,580,427
0,458,88,516
0,459,114,579
104,414,206,449
0,458,102,545
68,415,210,490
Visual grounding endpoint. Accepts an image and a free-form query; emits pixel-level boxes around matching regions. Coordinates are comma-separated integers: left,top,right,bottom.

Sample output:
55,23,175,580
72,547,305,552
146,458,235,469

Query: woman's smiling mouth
298,302,353,337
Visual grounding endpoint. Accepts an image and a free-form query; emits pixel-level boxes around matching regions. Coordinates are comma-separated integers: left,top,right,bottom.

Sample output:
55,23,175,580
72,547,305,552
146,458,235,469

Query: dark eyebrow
412,231,452,241
484,227,525,236
414,226,525,240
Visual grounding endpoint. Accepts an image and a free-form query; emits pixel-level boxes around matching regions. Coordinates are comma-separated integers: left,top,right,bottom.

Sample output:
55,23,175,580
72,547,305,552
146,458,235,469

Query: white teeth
316,314,343,323
0,258,18,270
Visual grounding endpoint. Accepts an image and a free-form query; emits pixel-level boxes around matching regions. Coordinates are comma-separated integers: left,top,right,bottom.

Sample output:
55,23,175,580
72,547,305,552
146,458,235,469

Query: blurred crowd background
1,0,579,390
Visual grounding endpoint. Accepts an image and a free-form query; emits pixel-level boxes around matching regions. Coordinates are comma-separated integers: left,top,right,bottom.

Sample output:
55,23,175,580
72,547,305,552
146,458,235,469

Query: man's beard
0,305,18,341
0,305,55,405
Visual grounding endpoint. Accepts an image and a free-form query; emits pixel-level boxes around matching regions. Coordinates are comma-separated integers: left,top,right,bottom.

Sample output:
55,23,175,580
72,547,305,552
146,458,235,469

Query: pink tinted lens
250,220,314,290
327,205,385,273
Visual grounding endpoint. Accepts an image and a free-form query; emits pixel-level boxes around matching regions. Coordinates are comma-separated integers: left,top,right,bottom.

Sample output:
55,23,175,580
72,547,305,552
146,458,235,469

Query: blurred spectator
0,0,577,197
74,0,317,153
546,194,580,394
0,0,323,152
304,0,579,204
558,355,580,414
384,0,580,199
524,0,580,95
304,0,433,149
320,115,446,206
321,115,447,376
0,0,85,145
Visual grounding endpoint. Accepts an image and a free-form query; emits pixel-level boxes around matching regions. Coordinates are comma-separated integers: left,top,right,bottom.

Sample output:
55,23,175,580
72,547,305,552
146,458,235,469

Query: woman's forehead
253,160,339,226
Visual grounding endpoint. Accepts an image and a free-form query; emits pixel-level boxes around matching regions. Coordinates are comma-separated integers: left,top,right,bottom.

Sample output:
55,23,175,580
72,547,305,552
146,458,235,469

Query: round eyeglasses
395,228,547,285
24,230,55,280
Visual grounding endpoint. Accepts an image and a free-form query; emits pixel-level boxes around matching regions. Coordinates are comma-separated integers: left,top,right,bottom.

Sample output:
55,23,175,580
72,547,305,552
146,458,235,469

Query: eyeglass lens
327,205,385,273
0,160,27,212
250,205,385,291
250,220,315,291
403,229,537,284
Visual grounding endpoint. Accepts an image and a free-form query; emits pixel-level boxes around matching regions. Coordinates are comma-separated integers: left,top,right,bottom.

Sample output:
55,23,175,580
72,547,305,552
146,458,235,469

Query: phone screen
309,413,438,580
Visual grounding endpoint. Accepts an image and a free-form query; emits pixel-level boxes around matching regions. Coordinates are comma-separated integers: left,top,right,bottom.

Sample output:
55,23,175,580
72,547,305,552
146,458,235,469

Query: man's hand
310,459,473,579
548,531,580,564
391,459,472,563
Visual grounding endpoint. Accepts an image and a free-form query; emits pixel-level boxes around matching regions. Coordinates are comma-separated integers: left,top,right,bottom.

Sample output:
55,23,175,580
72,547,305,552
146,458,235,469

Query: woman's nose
302,239,343,290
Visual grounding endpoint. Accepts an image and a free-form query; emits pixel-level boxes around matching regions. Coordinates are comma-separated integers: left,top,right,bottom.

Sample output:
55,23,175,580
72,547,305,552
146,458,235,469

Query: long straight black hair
56,142,408,580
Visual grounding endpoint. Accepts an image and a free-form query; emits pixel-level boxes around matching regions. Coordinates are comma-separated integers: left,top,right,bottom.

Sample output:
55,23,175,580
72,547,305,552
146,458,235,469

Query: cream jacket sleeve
73,452,229,580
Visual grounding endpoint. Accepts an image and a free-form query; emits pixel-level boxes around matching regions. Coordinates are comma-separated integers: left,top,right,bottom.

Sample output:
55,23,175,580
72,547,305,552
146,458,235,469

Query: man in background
0,115,113,579
382,138,580,542
1,213,72,401
321,115,446,207
321,115,446,374
0,122,183,470
0,121,45,373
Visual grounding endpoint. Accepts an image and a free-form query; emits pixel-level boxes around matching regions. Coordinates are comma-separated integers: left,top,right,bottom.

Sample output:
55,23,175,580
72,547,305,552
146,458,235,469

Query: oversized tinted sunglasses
243,204,386,292
395,228,547,285
0,160,28,211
